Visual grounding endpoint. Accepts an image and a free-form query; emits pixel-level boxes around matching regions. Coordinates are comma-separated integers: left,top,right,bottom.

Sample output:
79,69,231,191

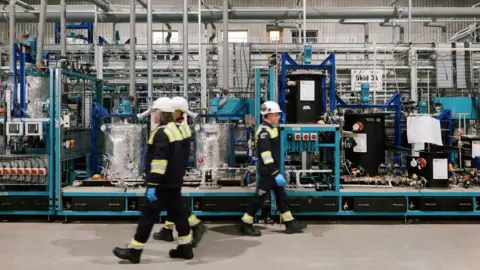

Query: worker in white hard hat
153,96,207,246
240,101,307,236
113,97,194,263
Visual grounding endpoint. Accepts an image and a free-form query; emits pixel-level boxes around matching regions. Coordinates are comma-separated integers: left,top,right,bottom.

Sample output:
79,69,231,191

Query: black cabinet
352,197,406,212
71,197,125,212
0,196,49,211
417,197,473,211
287,197,338,212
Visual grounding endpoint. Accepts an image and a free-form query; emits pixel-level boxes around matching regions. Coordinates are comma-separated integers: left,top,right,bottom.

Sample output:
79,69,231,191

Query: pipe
183,0,188,98
222,0,228,89
136,108,151,120
302,0,307,44
9,0,15,74
136,0,147,9
147,0,152,107
60,0,66,56
35,0,46,70
339,19,369,43
209,22,216,43
379,19,404,43
87,0,110,12
198,0,201,50
270,23,301,43
129,0,136,98
423,18,447,42
165,23,172,43
2,0,34,10
4,7,480,22
408,0,412,43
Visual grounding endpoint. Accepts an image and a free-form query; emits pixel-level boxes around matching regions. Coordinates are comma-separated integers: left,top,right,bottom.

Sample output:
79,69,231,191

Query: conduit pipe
9,0,15,74
7,7,480,23
135,0,147,9
136,0,171,43
129,0,136,98
35,0,46,70
209,23,216,43
379,19,404,43
339,19,369,43
60,0,66,56
270,23,301,43
183,0,188,98
423,18,447,42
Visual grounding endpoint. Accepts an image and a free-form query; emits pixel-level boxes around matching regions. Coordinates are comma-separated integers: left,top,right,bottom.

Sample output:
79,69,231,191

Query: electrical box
6,122,24,136
25,122,43,136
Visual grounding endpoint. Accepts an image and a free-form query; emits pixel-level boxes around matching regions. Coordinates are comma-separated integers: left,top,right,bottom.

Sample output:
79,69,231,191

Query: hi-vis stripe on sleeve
181,121,192,137
164,122,183,142
260,151,274,164
148,126,161,145
151,159,168,174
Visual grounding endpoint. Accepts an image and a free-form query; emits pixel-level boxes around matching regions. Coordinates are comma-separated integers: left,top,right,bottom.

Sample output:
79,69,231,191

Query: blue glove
275,174,287,187
146,187,158,202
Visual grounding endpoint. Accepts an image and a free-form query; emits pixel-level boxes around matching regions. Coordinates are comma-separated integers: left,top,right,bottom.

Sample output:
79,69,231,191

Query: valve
343,201,349,210
11,167,18,175
409,201,415,210
31,168,39,175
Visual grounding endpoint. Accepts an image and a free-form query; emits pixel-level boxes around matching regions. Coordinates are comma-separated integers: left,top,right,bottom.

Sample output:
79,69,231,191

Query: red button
310,133,317,140
303,134,309,141
295,133,301,141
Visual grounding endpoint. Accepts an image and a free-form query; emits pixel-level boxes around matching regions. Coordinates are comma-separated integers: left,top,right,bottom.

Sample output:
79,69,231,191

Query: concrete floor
0,222,478,270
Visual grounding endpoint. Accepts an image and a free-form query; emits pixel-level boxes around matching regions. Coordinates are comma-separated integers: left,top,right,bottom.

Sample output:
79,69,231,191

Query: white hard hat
171,96,189,112
260,101,282,115
152,97,174,112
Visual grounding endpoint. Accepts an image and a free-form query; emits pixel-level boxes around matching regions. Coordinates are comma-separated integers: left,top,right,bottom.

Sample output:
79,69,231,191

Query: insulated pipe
60,0,66,56
302,0,306,45
147,0,152,107
129,0,136,98
222,0,228,90
339,19,369,43
136,0,147,9
408,0,412,43
183,0,188,98
379,19,404,43
137,108,151,120
4,7,480,22
2,0,34,10
423,18,447,42
35,0,46,70
9,0,15,74
87,0,110,12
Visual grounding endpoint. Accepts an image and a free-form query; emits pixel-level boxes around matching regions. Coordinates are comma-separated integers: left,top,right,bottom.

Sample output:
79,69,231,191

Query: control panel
285,131,321,152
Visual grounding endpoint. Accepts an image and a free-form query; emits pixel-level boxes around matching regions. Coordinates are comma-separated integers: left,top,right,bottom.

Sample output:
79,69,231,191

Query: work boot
113,246,143,264
152,228,174,242
285,220,307,234
239,222,261,237
169,244,194,260
191,223,207,247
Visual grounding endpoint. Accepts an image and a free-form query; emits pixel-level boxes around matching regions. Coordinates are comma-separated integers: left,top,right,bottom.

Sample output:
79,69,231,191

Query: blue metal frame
55,23,94,44
11,44,28,118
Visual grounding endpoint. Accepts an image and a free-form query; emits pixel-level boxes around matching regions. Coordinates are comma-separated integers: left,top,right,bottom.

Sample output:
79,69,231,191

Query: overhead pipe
147,0,152,107
339,19,369,43
270,22,301,43
9,0,15,74
2,0,34,10
135,0,147,9
87,0,110,12
183,0,188,98
165,23,172,43
302,0,306,44
379,19,404,43
423,18,447,42
129,0,136,99
408,0,412,43
5,7,480,22
35,0,46,70
60,0,66,56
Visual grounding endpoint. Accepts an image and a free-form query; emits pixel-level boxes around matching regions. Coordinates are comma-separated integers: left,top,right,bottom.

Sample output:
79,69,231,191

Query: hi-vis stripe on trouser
164,214,201,229
241,213,254,224
151,159,167,174
164,221,175,230
260,151,274,164
128,238,145,249
177,231,193,245
281,211,294,222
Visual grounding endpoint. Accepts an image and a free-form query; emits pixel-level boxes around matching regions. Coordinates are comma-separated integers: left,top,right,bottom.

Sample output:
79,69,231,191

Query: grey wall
2,0,479,44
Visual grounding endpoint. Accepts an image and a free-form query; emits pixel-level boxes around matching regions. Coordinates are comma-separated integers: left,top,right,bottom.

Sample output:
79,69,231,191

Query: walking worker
113,97,194,263
240,101,307,236
153,96,207,246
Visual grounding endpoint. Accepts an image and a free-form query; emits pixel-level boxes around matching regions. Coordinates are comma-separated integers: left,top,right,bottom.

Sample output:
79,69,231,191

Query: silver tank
102,123,147,182
195,123,234,171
